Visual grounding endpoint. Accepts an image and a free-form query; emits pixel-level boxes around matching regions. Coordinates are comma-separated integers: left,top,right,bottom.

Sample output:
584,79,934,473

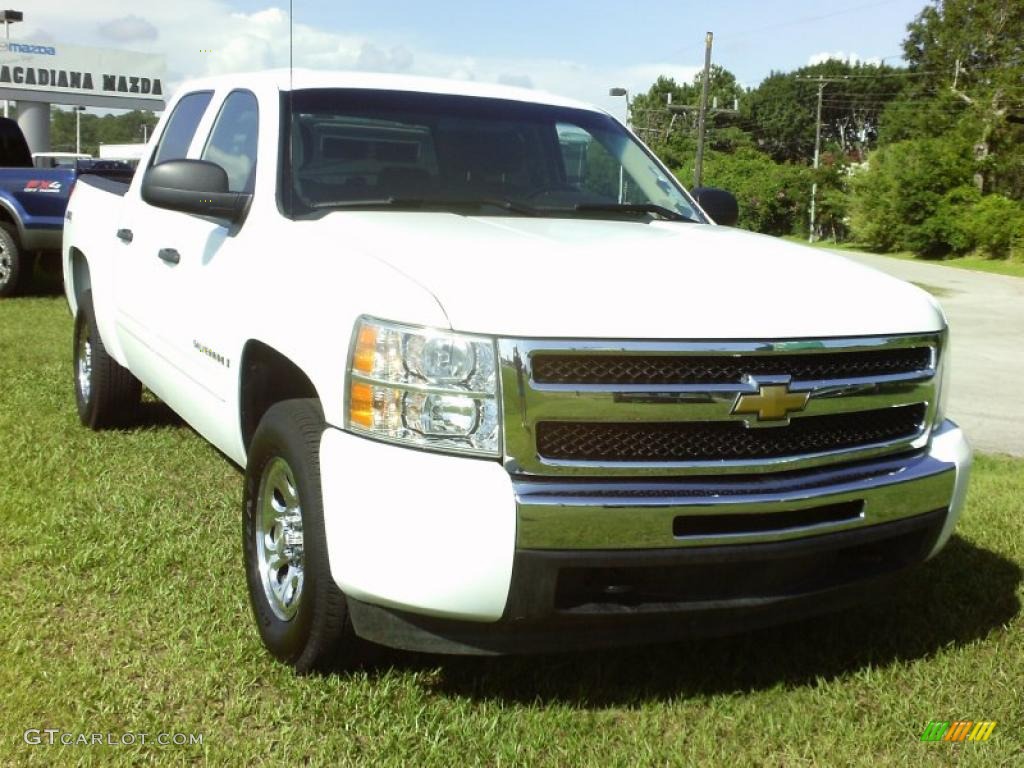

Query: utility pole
799,75,845,243
809,78,825,243
73,106,85,154
693,31,713,189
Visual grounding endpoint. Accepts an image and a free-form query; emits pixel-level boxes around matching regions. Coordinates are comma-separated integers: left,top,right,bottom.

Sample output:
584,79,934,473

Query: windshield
283,89,702,222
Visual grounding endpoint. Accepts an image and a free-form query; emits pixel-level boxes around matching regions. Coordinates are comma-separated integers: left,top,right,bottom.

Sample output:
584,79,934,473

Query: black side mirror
142,159,250,222
692,187,739,226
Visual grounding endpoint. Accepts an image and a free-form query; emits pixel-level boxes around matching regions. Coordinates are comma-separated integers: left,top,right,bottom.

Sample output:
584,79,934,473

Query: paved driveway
836,250,1024,457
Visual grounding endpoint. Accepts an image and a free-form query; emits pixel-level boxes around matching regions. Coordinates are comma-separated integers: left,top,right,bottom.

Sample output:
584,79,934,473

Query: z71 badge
24,179,62,193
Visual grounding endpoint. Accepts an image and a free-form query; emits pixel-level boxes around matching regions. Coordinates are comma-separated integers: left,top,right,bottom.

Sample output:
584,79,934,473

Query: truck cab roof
171,69,604,114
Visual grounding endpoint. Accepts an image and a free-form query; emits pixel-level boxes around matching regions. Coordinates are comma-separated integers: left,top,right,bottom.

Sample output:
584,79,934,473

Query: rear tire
0,225,30,298
73,290,142,428
243,398,354,673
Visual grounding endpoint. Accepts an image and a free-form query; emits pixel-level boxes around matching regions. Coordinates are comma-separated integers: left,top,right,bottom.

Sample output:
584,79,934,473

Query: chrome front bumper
345,422,969,654
332,422,970,653
514,420,971,555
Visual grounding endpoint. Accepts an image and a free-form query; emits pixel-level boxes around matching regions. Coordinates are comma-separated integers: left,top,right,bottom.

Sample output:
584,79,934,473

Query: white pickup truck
63,70,971,672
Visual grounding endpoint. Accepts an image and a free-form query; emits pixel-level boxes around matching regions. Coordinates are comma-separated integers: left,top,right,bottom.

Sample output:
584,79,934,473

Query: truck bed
77,173,130,197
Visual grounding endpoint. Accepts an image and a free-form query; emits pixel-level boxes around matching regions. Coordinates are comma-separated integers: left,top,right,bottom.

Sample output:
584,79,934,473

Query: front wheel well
239,341,319,452
0,203,20,242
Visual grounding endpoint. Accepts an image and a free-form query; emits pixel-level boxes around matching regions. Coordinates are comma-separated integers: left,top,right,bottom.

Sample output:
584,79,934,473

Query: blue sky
23,0,932,115
264,0,925,84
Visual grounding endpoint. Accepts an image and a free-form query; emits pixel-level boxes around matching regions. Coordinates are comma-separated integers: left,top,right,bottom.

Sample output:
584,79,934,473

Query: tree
670,146,812,235
902,0,1024,197
848,136,975,255
49,108,158,156
629,67,746,148
743,60,910,163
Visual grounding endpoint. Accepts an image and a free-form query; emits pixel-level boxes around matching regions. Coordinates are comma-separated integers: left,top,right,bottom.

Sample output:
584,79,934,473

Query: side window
201,90,259,193
152,91,213,166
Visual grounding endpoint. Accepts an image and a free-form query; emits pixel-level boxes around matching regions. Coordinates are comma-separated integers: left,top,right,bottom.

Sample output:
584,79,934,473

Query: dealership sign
0,40,165,108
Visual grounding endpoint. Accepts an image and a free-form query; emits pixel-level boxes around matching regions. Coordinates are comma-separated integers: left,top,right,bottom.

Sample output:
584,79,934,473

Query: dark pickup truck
0,117,133,297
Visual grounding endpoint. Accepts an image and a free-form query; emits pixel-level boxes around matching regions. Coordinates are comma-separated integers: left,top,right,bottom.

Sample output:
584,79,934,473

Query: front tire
73,290,141,428
243,399,353,673
0,225,30,298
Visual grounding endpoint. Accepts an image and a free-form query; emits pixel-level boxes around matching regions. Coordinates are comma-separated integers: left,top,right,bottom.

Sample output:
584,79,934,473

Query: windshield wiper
309,197,541,216
571,203,699,223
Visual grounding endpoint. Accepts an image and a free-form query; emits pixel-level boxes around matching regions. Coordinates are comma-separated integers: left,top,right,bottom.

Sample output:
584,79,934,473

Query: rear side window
153,91,213,166
0,117,32,167
201,90,259,192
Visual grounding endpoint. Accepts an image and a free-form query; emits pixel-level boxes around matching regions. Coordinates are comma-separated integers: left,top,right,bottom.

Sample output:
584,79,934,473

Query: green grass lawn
2,296,1022,767
781,237,1024,279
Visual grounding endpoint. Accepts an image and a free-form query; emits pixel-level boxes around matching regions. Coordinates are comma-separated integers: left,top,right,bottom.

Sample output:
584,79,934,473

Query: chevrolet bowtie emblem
732,384,810,423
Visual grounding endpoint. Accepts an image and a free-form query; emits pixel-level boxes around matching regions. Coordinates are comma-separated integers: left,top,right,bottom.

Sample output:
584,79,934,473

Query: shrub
849,136,975,256
690,148,813,236
965,194,1024,259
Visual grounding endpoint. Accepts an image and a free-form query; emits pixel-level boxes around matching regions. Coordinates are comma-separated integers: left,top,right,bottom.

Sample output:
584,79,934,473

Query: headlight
345,317,500,456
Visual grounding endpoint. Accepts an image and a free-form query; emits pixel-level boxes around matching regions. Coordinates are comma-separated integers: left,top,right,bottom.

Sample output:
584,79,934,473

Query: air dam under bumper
319,420,971,655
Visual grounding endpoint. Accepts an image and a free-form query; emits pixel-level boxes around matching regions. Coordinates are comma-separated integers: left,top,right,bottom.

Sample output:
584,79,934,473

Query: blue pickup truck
0,117,132,297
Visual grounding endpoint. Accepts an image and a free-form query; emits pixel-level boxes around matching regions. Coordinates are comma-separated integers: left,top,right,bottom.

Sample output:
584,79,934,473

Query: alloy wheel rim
255,456,305,621
77,329,92,402
0,251,10,286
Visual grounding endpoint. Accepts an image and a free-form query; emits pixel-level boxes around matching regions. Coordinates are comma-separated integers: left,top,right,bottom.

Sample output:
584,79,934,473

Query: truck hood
325,212,944,339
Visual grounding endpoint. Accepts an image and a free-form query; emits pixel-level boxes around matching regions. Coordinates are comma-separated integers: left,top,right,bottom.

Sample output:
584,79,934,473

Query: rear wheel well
69,248,91,311
239,341,319,452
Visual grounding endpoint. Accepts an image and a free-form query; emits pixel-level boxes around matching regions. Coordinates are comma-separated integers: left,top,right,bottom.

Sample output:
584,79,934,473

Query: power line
800,59,1024,79
818,98,1024,108
674,0,900,57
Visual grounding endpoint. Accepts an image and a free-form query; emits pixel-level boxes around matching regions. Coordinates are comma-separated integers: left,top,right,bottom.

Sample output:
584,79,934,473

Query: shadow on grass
354,536,1020,704
25,259,66,297
133,400,186,429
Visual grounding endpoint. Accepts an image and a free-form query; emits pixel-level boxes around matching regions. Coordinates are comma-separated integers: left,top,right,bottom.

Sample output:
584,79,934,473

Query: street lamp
0,10,24,119
608,87,631,203
608,87,630,127
72,106,85,154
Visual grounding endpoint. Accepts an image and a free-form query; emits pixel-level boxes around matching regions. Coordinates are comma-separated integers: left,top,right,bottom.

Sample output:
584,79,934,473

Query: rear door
0,117,72,247
0,169,73,240
113,90,215,396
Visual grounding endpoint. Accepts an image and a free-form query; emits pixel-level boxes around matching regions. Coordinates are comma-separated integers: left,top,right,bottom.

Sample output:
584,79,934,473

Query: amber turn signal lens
349,382,374,428
352,323,378,374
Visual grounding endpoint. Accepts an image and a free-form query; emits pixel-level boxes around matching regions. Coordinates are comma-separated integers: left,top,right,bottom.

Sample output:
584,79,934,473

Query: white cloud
22,1,704,116
808,51,882,67
97,15,158,42
497,73,534,89
24,28,57,43
355,43,415,73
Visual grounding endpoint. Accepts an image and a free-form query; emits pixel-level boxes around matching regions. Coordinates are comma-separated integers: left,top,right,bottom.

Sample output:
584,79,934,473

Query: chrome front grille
531,346,933,385
535,404,927,462
498,334,942,477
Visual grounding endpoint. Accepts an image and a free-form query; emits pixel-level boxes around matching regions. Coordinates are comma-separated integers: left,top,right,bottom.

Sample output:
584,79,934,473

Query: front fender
233,248,450,432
